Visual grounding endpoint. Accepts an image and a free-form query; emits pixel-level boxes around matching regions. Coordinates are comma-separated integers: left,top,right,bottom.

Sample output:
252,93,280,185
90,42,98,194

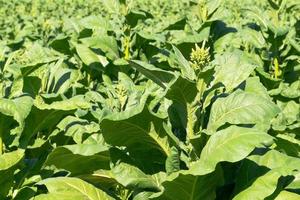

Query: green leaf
151,169,223,200
19,96,90,148
0,149,24,197
207,91,280,132
49,35,71,55
44,144,110,174
35,177,114,200
75,44,108,67
112,163,160,191
188,126,272,175
274,191,300,200
212,50,256,92
14,186,36,200
101,108,172,173
34,95,91,111
54,116,100,144
248,150,300,169
233,169,290,200
172,45,196,80
129,60,177,89
233,150,300,199
165,147,180,175
244,77,271,100
0,149,24,170
166,76,198,139
272,101,300,131
80,36,119,60
0,96,33,134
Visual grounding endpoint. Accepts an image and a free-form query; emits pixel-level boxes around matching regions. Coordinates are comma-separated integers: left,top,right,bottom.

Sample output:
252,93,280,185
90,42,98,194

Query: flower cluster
190,43,210,71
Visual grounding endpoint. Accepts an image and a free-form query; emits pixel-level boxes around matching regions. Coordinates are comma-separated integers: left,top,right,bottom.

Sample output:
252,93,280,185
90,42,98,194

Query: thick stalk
0,116,2,155
0,133,3,155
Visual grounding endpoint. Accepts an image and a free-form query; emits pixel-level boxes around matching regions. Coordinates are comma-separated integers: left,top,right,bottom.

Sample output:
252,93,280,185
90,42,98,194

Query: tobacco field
0,0,299,199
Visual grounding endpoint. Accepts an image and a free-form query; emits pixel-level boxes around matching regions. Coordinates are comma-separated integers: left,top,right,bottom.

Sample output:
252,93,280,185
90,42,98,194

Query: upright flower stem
0,133,3,155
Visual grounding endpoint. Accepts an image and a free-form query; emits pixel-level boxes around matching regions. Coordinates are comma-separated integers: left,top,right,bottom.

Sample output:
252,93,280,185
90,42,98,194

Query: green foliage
0,0,299,199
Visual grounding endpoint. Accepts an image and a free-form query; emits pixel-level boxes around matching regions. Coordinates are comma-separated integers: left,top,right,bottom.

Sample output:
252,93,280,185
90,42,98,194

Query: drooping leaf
35,177,114,200
188,126,272,175
44,144,110,174
0,96,33,134
129,60,177,89
75,44,108,67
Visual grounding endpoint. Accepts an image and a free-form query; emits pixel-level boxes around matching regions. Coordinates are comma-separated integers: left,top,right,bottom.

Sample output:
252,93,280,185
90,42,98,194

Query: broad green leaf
275,134,300,157
129,60,177,89
274,191,300,200
35,177,113,200
169,28,210,44
112,163,160,191
269,81,300,99
14,43,60,67
80,36,119,60
126,10,152,27
244,77,270,100
0,149,24,170
54,116,100,144
14,186,36,200
208,91,280,132
206,0,221,16
166,76,198,139
0,149,24,197
49,35,71,55
101,108,172,173
75,44,108,67
248,150,300,169
42,60,81,95
0,96,33,134
233,150,300,199
151,169,223,200
233,169,291,200
101,0,120,13
281,81,300,98
19,96,91,147
76,170,118,190
101,109,171,156
188,126,272,175
44,144,110,174
212,50,256,92
272,101,300,131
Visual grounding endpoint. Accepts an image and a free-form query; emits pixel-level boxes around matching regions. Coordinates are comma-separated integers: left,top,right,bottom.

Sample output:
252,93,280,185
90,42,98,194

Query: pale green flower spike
190,41,210,71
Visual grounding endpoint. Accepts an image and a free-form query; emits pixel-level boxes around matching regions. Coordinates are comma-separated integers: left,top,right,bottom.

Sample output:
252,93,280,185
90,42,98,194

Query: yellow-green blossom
190,42,210,70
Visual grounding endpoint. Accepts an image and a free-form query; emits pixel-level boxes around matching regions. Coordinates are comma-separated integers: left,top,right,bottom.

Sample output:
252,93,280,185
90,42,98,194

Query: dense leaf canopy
0,0,299,199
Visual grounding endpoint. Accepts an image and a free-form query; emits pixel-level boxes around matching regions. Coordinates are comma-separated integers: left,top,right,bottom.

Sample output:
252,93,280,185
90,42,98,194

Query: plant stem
0,134,3,155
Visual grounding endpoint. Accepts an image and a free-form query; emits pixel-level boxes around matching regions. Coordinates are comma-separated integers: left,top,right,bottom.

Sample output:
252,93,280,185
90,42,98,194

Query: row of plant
0,0,299,199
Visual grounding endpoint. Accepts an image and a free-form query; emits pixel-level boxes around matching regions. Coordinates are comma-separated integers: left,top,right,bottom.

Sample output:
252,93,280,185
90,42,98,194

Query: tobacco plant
0,0,299,199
